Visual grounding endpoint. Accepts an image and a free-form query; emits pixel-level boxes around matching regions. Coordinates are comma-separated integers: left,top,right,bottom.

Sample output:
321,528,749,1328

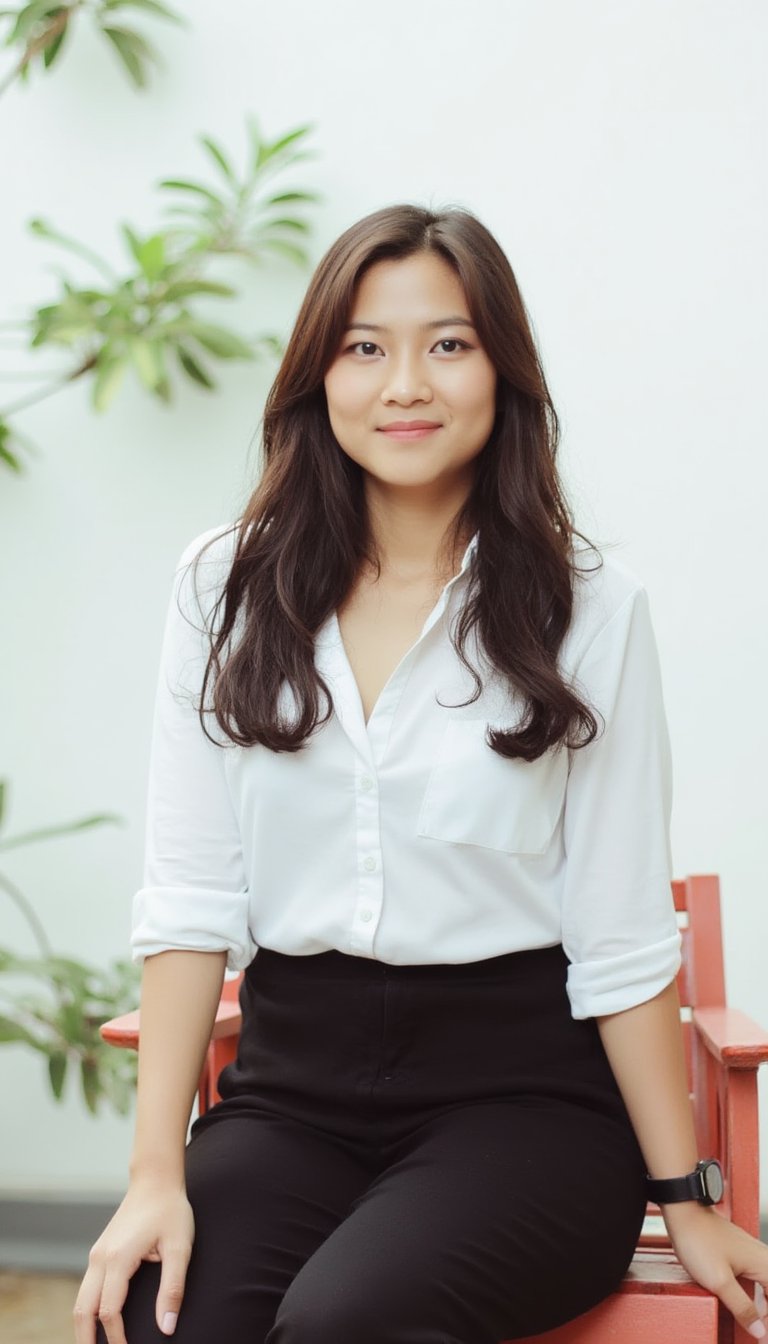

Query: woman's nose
379,356,432,404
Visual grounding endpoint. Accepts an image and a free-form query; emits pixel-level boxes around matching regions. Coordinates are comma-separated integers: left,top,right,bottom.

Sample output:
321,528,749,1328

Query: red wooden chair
101,873,768,1344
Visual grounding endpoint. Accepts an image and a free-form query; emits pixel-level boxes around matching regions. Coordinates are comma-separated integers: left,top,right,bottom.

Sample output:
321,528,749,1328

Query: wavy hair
189,202,602,761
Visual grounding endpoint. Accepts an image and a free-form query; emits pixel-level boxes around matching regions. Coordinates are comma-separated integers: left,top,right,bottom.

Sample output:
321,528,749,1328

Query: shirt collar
458,529,479,574
315,529,478,648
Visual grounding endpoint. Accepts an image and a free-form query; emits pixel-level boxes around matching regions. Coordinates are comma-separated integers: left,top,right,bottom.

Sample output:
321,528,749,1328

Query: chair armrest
692,1007,768,1068
99,1000,242,1050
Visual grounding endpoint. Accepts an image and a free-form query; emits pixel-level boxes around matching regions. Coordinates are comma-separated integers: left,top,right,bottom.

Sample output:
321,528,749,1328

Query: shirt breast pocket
416,718,569,855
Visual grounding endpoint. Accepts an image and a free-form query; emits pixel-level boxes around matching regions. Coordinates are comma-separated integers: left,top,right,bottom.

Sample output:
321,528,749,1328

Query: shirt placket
315,534,479,958
350,641,437,953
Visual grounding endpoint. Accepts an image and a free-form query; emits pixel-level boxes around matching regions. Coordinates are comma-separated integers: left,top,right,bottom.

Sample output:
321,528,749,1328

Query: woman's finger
714,1269,768,1339
155,1242,192,1336
72,1263,104,1344
96,1258,139,1344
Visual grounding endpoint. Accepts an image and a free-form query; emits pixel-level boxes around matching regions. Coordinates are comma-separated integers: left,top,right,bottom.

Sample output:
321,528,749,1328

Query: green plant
0,777,141,1115
0,0,187,99
0,116,321,473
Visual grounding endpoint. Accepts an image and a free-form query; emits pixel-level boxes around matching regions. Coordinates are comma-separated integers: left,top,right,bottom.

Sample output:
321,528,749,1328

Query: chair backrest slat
673,875,726,1011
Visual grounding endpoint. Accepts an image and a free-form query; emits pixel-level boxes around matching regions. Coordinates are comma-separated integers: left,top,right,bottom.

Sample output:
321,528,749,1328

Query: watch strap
646,1170,705,1204
647,1158,724,1205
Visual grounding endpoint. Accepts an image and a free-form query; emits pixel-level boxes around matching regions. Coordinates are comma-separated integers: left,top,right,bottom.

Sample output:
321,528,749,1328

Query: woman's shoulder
563,539,651,667
170,520,242,630
175,519,241,574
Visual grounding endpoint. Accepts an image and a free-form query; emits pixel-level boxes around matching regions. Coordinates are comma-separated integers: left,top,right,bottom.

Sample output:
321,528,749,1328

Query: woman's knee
266,1267,479,1344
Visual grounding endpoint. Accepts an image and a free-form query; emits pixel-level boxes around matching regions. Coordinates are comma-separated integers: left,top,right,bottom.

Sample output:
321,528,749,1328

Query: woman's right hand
73,1176,195,1344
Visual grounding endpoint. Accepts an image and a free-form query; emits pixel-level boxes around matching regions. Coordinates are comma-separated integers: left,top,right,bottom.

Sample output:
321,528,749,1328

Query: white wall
1,0,766,1204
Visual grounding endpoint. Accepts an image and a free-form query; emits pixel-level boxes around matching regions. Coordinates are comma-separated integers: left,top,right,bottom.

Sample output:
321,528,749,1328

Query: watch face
702,1160,724,1203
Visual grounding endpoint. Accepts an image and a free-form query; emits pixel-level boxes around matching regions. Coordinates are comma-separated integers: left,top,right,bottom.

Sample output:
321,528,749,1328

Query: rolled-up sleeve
561,584,682,1020
130,533,257,972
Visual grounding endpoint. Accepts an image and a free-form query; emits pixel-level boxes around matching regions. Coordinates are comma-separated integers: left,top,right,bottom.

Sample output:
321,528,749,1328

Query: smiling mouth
377,424,442,439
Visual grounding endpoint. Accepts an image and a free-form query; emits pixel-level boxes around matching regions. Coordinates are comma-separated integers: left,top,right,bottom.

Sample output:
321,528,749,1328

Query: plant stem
0,873,53,959
0,6,76,101
0,356,97,417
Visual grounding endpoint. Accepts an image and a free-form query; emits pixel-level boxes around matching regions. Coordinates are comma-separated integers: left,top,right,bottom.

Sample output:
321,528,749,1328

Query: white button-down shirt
131,523,682,1020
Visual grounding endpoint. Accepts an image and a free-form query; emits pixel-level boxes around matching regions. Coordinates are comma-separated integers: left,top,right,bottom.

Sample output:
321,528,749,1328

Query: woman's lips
377,424,442,440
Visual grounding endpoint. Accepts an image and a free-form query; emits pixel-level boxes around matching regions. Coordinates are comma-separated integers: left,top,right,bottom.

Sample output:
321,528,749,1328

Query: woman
76,203,768,1344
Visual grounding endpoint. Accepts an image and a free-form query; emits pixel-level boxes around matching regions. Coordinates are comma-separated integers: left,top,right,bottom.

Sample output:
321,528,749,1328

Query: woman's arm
597,978,768,1340
74,949,227,1343
596,975,698,1182
129,948,228,1184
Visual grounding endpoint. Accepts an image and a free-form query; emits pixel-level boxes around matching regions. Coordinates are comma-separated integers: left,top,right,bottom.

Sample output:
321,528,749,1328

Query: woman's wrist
660,1199,718,1231
128,1154,186,1189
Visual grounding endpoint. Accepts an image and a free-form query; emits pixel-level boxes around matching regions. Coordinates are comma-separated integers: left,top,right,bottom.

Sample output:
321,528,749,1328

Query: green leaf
126,336,164,390
0,947,19,973
175,343,215,389
101,24,155,88
160,278,235,302
0,949,92,992
41,18,67,68
0,1013,43,1049
0,441,23,473
120,221,143,265
252,123,313,174
26,221,119,285
48,1050,67,1099
74,287,113,304
185,322,255,359
92,354,127,411
35,320,94,346
58,999,88,1042
54,959,95,986
254,333,284,359
266,190,322,206
5,1,64,48
155,178,223,207
198,134,236,184
266,124,314,156
134,231,165,281
153,339,170,397
101,0,185,23
263,217,311,233
0,812,121,852
29,215,84,250
80,1058,101,1115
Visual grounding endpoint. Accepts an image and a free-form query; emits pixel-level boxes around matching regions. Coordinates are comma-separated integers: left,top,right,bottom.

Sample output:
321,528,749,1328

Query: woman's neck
363,487,474,586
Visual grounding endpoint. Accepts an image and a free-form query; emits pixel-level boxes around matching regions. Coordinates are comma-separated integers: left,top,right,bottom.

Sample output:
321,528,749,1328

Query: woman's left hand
663,1203,768,1338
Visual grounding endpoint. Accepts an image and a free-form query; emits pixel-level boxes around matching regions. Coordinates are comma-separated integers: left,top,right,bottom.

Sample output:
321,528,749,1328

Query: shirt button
360,775,374,791
360,909,373,923
363,855,376,872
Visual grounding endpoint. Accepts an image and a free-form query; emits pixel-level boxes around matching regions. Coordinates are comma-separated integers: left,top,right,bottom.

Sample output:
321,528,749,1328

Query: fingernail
748,1321,766,1339
161,1312,178,1335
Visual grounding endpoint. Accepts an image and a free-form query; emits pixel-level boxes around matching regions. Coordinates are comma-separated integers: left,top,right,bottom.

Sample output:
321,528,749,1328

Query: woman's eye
435,338,469,353
346,338,470,357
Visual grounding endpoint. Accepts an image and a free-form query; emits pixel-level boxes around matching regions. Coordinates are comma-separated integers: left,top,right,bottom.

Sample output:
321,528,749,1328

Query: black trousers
104,943,649,1343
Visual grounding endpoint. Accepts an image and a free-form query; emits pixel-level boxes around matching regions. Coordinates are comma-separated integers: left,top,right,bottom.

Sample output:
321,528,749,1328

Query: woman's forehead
348,254,472,324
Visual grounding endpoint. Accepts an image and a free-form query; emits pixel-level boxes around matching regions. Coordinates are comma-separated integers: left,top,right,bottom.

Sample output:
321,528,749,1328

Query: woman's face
323,252,498,496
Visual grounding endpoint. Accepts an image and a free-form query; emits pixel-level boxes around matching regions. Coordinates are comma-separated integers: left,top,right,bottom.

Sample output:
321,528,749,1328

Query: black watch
646,1157,724,1206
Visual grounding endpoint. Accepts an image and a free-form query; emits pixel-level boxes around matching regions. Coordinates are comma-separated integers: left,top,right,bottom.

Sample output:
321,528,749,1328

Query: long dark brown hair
188,202,602,762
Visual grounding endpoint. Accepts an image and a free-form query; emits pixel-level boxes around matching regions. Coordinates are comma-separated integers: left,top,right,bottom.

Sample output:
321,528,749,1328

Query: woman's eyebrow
343,317,476,332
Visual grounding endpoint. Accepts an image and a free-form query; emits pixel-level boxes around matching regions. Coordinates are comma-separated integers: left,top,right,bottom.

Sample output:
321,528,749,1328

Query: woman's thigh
96,1108,375,1344
267,1098,649,1344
